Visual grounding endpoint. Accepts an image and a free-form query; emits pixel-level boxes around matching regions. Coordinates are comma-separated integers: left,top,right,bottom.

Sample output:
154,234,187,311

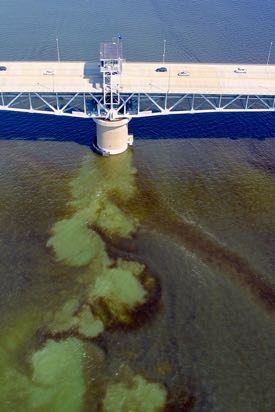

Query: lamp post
162,39,166,64
56,37,61,62
266,41,273,65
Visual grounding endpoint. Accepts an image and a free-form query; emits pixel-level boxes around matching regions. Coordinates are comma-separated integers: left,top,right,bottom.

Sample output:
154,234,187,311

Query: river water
0,1,275,411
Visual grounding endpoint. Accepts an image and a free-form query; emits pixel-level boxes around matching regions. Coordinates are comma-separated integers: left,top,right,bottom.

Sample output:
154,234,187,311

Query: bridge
1,38,275,155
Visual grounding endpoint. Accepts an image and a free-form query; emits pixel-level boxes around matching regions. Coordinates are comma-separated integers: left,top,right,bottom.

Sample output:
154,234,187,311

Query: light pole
56,37,61,62
162,39,166,65
266,41,273,65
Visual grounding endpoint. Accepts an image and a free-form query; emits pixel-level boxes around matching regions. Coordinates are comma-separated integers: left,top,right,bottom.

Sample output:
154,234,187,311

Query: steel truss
1,91,275,119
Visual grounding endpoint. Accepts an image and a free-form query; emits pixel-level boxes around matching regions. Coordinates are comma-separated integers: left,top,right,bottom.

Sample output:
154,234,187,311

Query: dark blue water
1,111,275,146
1,0,275,63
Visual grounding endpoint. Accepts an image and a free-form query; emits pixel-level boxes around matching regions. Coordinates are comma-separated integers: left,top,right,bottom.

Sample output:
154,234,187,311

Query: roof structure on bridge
100,41,123,60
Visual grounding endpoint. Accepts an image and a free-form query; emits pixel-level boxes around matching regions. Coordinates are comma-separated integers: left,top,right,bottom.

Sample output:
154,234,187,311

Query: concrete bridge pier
93,118,133,155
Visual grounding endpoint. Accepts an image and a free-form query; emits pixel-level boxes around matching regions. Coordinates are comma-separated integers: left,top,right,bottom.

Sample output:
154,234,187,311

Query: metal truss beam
0,92,275,119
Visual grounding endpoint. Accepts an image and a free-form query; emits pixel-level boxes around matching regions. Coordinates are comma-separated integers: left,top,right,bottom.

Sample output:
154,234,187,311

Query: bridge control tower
100,38,123,110
94,37,133,155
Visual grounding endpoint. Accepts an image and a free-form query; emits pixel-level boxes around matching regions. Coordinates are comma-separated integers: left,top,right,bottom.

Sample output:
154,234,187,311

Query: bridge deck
0,61,275,95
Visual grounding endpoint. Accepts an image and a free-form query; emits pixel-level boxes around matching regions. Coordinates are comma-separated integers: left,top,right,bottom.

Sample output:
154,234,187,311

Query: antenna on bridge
56,37,61,62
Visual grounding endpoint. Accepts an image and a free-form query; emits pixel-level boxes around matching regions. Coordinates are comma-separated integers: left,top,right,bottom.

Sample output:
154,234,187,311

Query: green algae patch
102,374,167,412
89,265,147,325
48,298,79,334
30,338,86,412
67,153,139,239
70,186,138,240
47,151,139,266
69,152,137,211
48,299,104,339
77,304,104,338
116,258,145,276
92,266,147,306
92,197,138,238
47,214,107,267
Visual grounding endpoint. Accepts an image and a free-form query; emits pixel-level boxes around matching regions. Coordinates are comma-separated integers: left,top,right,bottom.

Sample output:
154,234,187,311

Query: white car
234,67,247,74
178,71,190,76
43,70,55,75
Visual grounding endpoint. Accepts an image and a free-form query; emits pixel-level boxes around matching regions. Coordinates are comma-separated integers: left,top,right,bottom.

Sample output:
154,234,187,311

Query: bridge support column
93,118,133,155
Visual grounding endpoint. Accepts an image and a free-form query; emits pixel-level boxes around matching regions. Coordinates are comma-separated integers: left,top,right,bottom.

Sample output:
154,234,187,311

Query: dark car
105,71,118,75
0,66,7,71
155,67,167,72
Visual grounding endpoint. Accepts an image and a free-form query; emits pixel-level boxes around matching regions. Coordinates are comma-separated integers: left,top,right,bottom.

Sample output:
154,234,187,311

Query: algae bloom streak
44,151,166,410
0,150,167,412
47,152,157,330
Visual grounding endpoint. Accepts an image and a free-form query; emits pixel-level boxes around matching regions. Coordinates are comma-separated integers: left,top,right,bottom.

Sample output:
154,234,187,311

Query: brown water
0,138,274,411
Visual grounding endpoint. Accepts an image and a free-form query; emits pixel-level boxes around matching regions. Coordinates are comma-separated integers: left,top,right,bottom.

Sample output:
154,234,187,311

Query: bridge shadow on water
0,111,274,147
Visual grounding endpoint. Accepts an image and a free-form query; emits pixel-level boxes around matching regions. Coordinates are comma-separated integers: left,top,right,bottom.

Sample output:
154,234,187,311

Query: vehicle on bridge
155,67,167,72
178,70,190,76
234,67,247,73
43,70,55,75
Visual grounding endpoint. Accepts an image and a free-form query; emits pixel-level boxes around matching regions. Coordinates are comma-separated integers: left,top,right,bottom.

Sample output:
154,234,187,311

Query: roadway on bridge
0,61,275,95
